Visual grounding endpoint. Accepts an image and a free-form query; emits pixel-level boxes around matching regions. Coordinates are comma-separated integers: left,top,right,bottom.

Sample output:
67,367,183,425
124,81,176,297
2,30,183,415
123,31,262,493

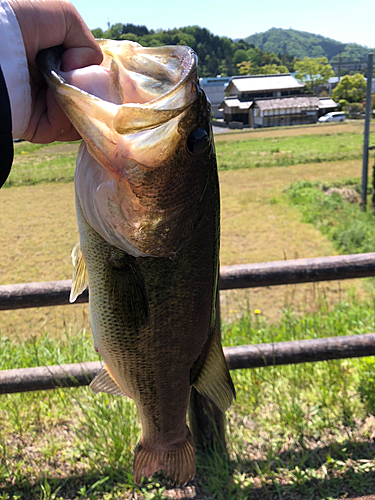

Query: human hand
9,0,103,143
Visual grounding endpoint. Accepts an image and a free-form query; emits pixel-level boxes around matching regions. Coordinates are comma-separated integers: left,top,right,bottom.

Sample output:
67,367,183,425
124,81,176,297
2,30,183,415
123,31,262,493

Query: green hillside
91,24,296,77
242,27,373,62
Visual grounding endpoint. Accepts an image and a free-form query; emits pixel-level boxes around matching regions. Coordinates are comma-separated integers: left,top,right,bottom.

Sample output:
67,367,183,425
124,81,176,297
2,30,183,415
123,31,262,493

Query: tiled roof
220,98,253,110
255,96,320,110
227,74,305,93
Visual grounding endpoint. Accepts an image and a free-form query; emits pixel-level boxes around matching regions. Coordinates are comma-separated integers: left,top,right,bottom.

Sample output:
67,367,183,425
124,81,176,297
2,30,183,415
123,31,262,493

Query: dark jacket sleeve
0,64,14,188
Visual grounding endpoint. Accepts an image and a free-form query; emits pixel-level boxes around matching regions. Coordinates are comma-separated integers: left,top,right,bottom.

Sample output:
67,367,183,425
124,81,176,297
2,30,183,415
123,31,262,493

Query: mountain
241,28,374,62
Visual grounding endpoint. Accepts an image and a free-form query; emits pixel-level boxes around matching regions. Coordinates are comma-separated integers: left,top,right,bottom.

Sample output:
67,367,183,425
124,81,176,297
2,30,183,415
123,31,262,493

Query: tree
91,28,104,38
258,64,289,75
294,57,334,93
122,24,149,37
103,23,124,40
233,49,249,65
237,61,255,75
345,102,364,117
332,74,367,103
89,23,301,78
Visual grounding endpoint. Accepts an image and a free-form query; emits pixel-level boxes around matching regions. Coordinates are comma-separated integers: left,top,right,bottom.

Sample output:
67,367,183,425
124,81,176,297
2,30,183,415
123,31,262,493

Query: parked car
318,111,346,123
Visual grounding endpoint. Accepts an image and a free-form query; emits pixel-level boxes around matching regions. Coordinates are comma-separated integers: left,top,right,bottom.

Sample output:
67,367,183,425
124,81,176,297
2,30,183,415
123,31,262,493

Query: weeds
1,300,375,498
286,178,375,255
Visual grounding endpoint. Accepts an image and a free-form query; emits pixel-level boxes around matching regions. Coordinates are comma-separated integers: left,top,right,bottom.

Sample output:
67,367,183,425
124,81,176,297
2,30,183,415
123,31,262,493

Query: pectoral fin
70,242,88,303
108,248,149,329
90,364,127,396
191,328,235,413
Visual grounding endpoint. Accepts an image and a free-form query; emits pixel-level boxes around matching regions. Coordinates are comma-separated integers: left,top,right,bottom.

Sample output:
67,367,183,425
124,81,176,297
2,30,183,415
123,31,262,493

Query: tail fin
133,427,195,485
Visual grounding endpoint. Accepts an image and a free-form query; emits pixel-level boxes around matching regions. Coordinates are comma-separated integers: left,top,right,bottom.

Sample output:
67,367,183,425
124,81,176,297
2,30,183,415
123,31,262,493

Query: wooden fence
2,252,375,310
2,252,375,449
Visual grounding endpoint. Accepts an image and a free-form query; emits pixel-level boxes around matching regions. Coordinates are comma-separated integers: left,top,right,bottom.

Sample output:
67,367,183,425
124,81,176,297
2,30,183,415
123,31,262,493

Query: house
330,60,368,75
319,76,375,96
219,73,339,128
252,95,321,128
218,96,253,125
219,73,310,127
317,76,341,95
199,76,231,119
317,97,339,117
224,73,305,100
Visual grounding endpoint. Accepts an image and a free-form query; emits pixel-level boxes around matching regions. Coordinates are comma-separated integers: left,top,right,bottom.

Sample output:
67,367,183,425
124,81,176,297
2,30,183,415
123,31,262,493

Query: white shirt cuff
0,0,31,139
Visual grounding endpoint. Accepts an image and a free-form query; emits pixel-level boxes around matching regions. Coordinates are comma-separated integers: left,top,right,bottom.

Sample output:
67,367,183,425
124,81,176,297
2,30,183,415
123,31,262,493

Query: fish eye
186,128,210,156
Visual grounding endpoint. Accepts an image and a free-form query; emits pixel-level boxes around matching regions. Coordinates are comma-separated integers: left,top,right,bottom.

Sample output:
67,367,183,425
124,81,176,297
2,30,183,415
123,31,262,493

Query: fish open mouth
37,41,198,166
37,41,208,258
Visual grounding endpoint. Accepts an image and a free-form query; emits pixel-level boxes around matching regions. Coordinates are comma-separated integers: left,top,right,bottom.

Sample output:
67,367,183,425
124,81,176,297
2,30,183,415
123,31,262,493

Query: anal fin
90,364,127,397
191,328,235,413
70,242,88,303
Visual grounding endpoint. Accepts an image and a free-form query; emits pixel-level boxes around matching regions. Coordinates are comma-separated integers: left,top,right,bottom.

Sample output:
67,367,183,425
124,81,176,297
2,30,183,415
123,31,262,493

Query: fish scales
37,40,235,485
79,156,218,435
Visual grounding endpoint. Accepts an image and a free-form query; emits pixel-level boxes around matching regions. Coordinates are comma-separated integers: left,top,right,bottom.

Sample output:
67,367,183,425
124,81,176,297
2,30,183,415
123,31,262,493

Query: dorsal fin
70,242,88,303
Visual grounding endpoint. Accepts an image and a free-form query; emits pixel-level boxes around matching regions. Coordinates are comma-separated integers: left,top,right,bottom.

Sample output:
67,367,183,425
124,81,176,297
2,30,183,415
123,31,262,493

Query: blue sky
71,0,375,48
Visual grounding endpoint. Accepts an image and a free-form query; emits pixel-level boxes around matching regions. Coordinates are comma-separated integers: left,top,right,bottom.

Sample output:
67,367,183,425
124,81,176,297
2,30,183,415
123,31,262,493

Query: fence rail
3,251,375,450
1,252,375,310
2,333,375,395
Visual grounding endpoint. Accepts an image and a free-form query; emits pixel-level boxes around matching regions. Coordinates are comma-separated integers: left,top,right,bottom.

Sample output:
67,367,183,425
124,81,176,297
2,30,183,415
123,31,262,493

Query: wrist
0,0,31,138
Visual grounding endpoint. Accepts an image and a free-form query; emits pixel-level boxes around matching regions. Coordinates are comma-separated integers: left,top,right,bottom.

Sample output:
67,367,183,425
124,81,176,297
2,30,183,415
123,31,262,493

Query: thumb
60,1,103,71
62,46,103,71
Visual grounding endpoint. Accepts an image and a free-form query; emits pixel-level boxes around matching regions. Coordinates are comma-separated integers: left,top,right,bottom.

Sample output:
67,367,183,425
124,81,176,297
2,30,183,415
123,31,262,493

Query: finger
60,2,103,71
23,85,80,143
62,46,103,72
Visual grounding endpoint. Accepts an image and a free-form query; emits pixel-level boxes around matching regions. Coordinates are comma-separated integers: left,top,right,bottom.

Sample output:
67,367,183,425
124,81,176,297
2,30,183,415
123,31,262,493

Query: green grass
13,142,55,156
3,142,79,188
1,299,375,499
216,131,375,171
2,126,375,498
286,178,375,255
4,130,375,189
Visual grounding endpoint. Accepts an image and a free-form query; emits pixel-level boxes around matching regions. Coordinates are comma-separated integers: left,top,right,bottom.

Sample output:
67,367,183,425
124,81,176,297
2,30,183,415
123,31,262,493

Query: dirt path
214,120,368,142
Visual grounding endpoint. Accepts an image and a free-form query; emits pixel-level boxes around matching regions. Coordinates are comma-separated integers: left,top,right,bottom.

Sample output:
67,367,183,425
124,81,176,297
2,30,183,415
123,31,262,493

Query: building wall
200,77,231,119
254,109,317,128
224,111,249,124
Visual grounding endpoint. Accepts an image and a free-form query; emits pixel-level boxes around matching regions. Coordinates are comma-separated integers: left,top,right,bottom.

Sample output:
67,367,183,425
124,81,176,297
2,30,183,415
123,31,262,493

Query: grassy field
1,301,375,499
4,121,373,188
1,121,375,499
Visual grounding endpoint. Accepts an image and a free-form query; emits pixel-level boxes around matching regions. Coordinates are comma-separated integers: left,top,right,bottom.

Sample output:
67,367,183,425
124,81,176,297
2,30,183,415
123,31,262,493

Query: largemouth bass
37,40,235,485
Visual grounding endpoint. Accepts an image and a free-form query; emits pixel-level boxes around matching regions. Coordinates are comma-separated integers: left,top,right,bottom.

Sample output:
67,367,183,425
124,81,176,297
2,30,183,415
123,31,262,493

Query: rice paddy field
1,120,375,499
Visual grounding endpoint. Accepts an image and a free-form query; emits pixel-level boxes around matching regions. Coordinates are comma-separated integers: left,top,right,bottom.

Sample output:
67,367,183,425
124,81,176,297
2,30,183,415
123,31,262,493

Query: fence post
188,293,227,453
361,52,374,210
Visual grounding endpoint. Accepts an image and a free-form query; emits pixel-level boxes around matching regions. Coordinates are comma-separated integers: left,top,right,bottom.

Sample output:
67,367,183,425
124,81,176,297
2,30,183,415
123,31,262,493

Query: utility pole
361,53,374,210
